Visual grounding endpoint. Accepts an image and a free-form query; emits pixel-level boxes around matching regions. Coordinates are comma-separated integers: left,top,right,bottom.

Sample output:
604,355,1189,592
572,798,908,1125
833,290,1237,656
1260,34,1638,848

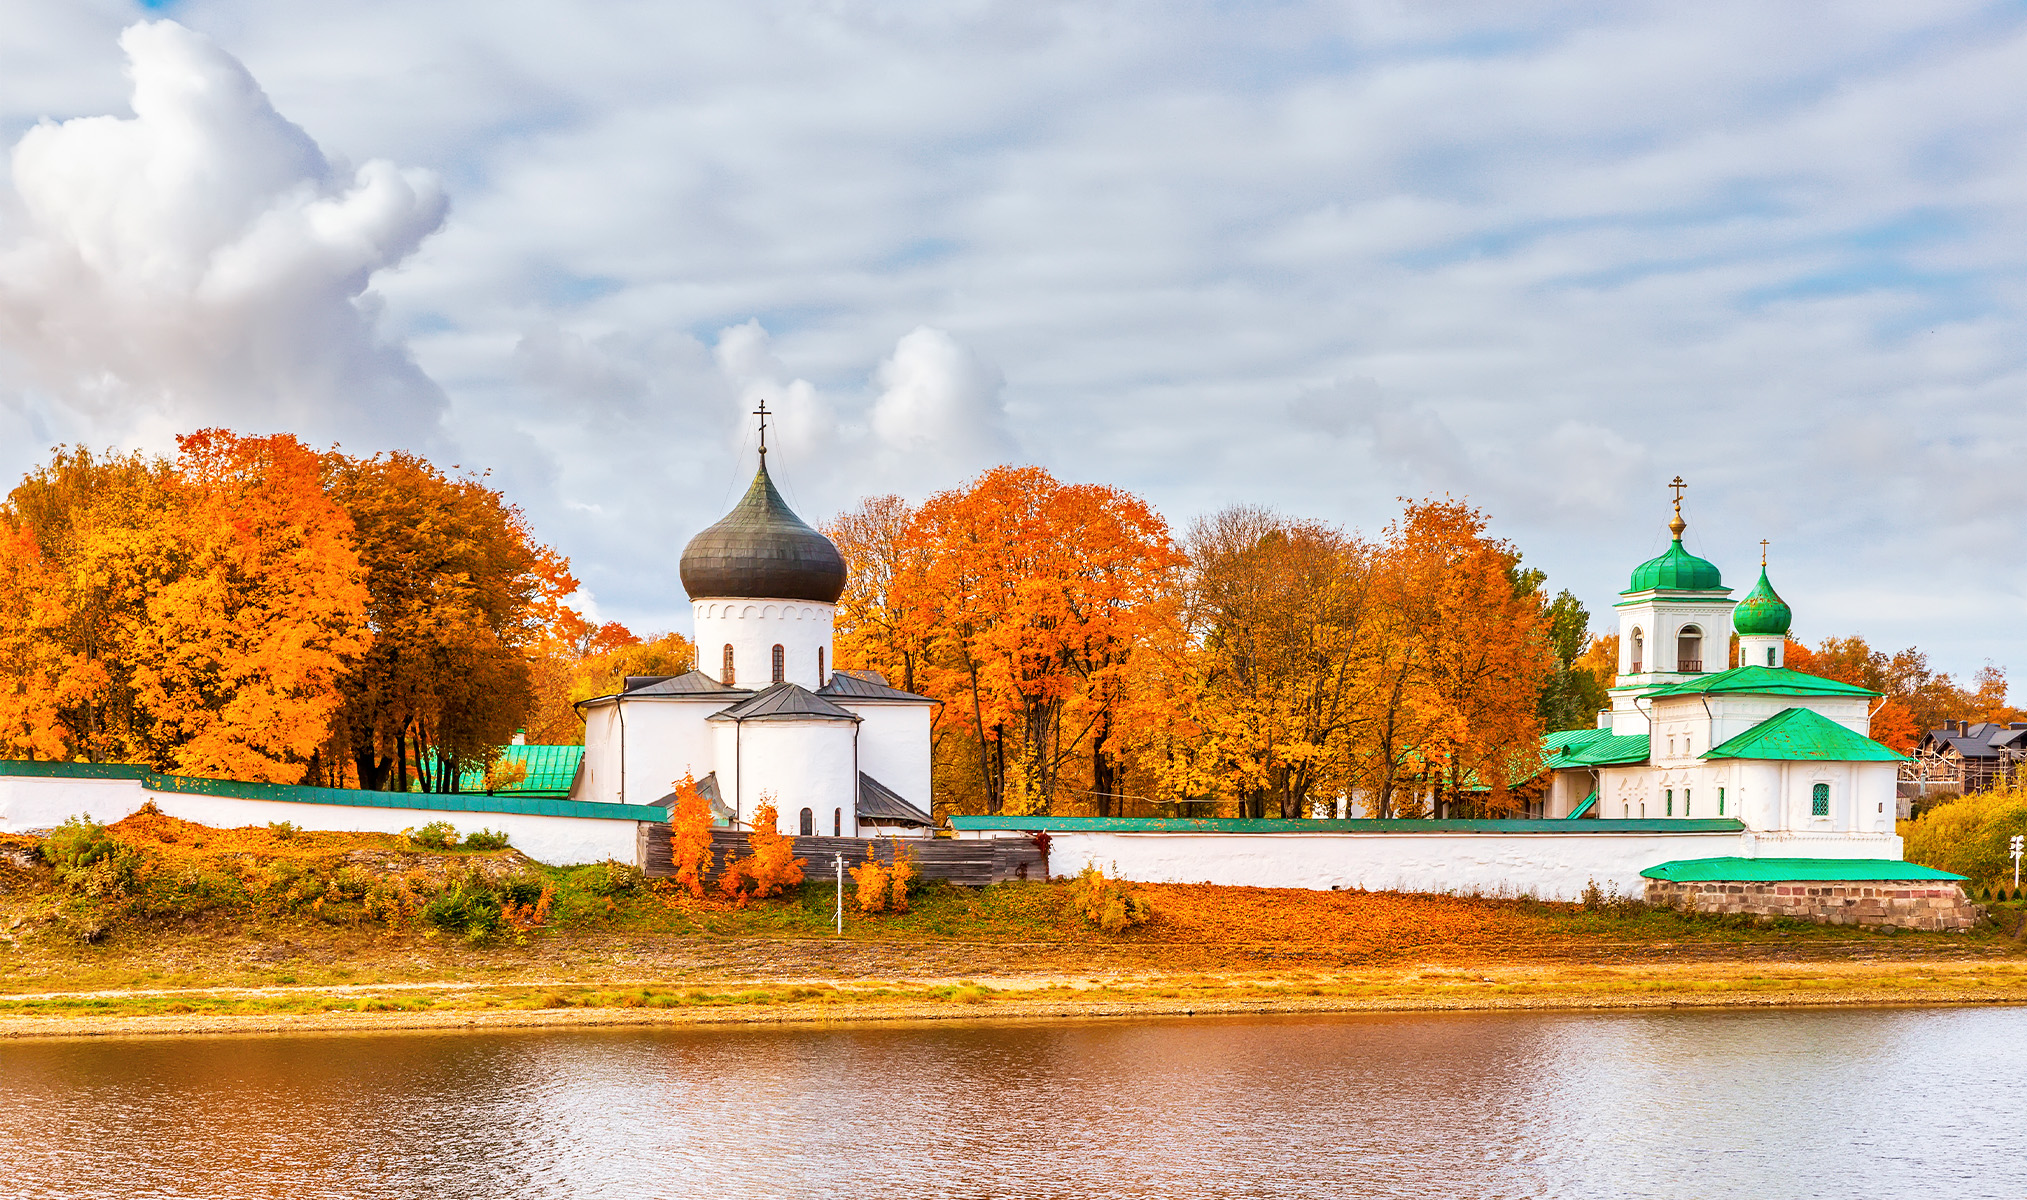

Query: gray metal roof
679,459,847,604
708,681,860,723
819,669,935,703
652,771,735,821
857,772,933,825
623,670,752,698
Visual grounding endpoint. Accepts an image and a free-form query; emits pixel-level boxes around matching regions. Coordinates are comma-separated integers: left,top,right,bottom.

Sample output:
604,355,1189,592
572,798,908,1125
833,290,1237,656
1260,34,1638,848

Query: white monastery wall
0,775,644,866
1026,830,1754,902
692,599,836,689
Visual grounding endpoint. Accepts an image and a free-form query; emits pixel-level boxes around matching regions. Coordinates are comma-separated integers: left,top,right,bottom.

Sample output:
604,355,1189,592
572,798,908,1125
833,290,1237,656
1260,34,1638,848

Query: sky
0,1,2023,682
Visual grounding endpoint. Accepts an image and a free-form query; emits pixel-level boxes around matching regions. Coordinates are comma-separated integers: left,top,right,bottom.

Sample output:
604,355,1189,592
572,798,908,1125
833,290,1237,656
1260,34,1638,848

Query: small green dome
1732,567,1791,636
1627,539,1724,593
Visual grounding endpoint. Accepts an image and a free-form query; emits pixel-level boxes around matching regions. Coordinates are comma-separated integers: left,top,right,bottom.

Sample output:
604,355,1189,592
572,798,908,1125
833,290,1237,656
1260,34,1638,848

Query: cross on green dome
1733,561,1792,636
1625,478,1723,593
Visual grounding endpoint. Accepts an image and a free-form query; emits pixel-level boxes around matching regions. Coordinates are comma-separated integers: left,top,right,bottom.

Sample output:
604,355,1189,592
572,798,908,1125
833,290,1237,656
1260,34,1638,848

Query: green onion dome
1732,567,1791,636
680,459,847,604
1627,538,1724,593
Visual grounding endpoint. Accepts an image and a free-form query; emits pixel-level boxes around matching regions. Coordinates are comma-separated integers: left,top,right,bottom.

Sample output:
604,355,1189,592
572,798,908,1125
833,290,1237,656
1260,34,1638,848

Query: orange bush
718,799,805,905
885,841,916,913
665,772,716,898
849,856,890,914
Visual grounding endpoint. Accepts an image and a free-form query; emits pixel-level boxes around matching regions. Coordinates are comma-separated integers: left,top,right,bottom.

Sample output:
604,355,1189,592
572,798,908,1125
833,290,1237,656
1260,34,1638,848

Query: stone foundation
1644,878,1982,931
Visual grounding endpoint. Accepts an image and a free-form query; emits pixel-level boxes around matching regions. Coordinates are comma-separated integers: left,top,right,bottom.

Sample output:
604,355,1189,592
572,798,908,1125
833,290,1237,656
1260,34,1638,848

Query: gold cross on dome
1669,476,1686,507
1761,539,1770,566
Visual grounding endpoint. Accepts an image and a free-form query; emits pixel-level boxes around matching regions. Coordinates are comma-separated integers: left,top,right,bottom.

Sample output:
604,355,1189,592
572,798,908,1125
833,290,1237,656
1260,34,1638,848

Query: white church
572,417,936,838
1539,483,1904,859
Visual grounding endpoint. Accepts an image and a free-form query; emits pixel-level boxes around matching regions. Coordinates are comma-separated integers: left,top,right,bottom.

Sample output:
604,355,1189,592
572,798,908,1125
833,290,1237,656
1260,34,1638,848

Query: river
1,1007,2022,1198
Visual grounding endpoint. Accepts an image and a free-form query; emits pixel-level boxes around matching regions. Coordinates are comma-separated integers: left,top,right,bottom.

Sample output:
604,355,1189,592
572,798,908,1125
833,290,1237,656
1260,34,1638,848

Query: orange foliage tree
0,433,369,781
719,799,805,903
1787,633,2010,747
664,772,717,898
893,465,1183,816
524,618,694,745
325,450,577,791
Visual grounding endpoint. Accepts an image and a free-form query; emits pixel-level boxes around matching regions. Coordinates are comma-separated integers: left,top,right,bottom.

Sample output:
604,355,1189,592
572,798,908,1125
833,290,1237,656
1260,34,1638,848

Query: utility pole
2010,834,2022,891
835,852,845,935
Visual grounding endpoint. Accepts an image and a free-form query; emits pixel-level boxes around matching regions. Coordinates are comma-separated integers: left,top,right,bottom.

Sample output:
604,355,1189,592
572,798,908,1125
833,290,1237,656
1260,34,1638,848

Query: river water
1,1007,2022,1199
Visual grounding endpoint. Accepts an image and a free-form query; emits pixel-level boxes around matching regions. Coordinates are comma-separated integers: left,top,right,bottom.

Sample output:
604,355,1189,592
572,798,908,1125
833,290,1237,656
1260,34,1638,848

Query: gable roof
819,669,935,702
857,772,932,825
708,681,860,723
1561,732,1652,767
1702,706,1907,762
1641,664,1878,701
453,744,583,796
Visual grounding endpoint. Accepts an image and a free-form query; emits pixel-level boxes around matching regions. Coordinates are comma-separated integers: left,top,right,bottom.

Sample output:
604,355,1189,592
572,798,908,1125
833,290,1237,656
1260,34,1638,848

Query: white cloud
0,19,447,449
870,326,1014,471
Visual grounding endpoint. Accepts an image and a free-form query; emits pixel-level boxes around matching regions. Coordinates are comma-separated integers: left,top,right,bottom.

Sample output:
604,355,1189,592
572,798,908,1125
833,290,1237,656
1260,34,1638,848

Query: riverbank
4,812,2023,1038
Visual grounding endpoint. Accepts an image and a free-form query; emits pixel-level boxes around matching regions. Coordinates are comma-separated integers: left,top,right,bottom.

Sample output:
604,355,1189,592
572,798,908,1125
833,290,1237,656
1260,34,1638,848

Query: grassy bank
2,810,2024,1036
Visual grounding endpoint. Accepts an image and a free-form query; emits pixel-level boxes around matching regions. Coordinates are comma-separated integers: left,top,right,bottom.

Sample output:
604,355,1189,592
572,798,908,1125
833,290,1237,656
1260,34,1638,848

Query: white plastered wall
999,830,1756,901
1608,593,1737,736
0,776,644,865
713,718,859,836
574,697,718,806
692,599,836,689
849,702,933,814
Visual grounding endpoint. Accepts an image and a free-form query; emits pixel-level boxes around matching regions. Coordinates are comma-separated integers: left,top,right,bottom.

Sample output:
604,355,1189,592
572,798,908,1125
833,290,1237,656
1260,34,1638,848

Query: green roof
1702,707,1907,763
450,745,584,796
1543,727,1613,755
1732,566,1792,637
1642,664,1877,701
1642,857,1963,883
1627,535,1724,593
1558,732,1651,767
947,815,1743,835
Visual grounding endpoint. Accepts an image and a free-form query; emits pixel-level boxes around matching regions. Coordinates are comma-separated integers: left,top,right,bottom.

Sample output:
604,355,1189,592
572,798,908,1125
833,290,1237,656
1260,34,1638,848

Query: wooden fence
640,826,1046,887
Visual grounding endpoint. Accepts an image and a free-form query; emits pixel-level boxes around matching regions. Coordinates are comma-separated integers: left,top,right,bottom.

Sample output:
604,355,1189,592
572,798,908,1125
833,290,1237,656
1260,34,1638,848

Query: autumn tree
824,495,932,695
326,451,575,792
892,466,1182,816
1536,590,1608,732
0,433,369,781
524,619,694,745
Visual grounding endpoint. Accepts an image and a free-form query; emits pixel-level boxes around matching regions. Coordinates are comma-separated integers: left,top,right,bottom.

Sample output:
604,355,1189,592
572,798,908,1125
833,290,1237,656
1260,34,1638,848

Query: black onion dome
679,460,846,603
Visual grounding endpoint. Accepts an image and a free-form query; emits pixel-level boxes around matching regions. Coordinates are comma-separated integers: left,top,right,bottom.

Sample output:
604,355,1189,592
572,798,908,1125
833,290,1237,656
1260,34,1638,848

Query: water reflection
1,1008,2021,1198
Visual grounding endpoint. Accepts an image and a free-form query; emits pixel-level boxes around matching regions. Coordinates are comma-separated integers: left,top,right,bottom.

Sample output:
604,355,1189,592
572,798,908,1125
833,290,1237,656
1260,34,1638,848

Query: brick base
1644,878,1982,932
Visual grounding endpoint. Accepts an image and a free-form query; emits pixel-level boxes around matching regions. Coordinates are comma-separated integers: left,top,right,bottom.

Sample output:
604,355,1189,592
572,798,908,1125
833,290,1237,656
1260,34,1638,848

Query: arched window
772,644,785,684
833,808,842,836
1677,625,1702,674
721,644,736,685
798,807,814,836
1766,646,1776,667
817,647,826,685
1630,628,1644,674
1811,783,1829,817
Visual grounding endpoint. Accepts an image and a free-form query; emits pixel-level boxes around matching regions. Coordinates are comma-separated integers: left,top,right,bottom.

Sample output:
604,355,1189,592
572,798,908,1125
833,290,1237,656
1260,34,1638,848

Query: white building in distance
573,415,935,837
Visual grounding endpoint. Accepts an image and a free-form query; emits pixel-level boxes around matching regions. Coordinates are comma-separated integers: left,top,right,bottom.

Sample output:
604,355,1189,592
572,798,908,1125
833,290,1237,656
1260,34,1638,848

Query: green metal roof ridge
1641,664,1878,700
1641,856,1964,883
0,758,662,821
1701,707,1908,763
947,815,1745,834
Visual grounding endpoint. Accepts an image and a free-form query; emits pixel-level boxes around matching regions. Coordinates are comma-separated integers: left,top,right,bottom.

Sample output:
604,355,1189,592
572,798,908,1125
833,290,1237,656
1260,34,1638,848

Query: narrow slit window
818,647,826,684
1718,786,1725,816
1766,647,1776,666
1664,789,1673,817
833,808,842,836
1811,783,1829,817
722,644,735,686
798,807,814,836
1684,788,1691,816
771,643,785,684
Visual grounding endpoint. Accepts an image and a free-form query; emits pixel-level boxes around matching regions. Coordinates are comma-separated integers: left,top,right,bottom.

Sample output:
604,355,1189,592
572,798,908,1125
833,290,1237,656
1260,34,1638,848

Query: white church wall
717,719,859,836
851,702,933,812
692,599,836,689
1027,829,1755,901
0,772,647,866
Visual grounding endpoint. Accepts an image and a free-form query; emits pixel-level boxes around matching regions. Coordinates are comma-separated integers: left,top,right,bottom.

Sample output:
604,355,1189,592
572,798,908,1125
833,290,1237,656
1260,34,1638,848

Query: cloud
870,326,1014,471
0,19,447,450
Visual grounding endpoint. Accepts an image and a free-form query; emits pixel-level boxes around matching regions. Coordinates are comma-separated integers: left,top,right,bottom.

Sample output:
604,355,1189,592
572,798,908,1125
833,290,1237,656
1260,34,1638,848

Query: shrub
463,828,510,851
580,858,644,898
1072,863,1151,933
886,842,916,914
719,800,805,905
850,856,891,914
1902,786,2027,887
500,873,555,931
423,871,506,941
41,816,140,899
268,821,299,841
406,822,459,851
665,772,717,898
